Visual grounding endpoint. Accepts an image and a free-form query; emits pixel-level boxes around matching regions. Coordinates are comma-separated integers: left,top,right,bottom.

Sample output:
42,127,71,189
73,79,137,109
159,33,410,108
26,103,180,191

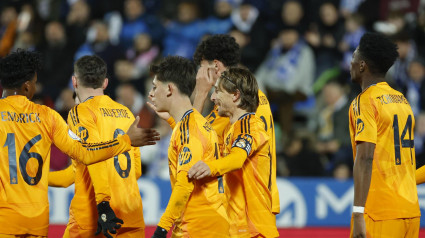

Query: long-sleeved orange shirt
66,95,144,230
0,95,132,236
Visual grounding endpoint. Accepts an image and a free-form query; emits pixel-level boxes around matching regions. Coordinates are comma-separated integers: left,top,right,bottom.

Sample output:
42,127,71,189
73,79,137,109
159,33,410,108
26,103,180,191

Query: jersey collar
180,109,194,121
238,112,255,121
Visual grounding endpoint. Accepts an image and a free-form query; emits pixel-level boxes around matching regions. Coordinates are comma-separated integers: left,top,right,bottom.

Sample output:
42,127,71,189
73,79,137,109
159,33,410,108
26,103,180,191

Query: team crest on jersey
356,118,364,135
232,134,253,155
78,126,89,141
178,147,192,166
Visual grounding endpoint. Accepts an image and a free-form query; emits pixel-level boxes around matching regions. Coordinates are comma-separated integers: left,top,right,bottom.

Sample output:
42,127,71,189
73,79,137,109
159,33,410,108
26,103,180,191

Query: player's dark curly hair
0,49,42,89
193,34,240,67
358,32,399,76
74,55,107,89
150,56,196,97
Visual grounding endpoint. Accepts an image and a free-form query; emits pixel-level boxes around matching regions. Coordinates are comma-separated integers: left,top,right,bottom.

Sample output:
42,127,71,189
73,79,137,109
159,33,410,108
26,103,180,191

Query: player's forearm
353,154,373,207
192,89,209,113
48,165,75,187
158,171,194,231
88,161,112,203
69,135,132,165
416,165,425,184
207,147,247,176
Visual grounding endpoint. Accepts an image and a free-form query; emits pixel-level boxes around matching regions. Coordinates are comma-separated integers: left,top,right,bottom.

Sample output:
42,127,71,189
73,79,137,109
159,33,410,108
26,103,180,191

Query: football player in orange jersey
0,49,159,237
149,56,229,238
349,33,419,238
50,55,148,238
188,68,278,237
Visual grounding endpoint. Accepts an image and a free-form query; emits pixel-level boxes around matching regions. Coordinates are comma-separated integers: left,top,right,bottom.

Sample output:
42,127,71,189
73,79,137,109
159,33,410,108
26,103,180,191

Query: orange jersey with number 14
349,82,420,220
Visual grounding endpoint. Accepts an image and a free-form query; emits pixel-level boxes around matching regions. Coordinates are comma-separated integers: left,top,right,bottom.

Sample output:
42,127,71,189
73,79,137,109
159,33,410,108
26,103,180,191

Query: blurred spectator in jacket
230,2,269,71
125,33,159,83
339,13,366,74
315,80,352,174
75,20,125,97
120,0,164,50
256,26,314,137
305,1,344,78
205,0,234,34
37,21,74,101
404,57,425,115
388,31,417,90
162,1,206,59
65,0,90,51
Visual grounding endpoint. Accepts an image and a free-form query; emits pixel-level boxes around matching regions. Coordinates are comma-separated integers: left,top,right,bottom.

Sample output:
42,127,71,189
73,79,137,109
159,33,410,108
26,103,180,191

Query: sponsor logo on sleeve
356,118,364,135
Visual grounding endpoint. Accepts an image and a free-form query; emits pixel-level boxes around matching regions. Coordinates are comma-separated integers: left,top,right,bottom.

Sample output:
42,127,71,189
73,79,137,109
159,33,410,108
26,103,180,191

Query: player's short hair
0,49,42,89
150,56,196,97
218,67,259,112
193,34,240,67
358,32,399,76
74,55,107,89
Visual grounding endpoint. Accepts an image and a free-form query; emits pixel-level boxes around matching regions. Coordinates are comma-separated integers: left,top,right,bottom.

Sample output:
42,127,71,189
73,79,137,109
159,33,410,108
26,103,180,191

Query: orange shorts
63,221,144,238
350,214,420,238
0,235,45,238
171,207,229,238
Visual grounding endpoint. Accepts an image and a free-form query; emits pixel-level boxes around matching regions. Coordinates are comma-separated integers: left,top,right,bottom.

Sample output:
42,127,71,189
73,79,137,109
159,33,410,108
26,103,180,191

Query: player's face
350,47,361,83
211,78,233,117
149,76,168,112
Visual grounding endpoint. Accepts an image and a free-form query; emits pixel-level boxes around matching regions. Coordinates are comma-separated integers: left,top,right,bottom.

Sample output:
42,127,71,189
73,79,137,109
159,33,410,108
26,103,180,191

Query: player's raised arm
52,110,158,165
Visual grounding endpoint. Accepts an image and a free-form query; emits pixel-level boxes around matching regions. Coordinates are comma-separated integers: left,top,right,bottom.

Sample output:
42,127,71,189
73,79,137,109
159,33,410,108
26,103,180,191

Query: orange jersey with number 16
349,82,420,220
0,95,131,236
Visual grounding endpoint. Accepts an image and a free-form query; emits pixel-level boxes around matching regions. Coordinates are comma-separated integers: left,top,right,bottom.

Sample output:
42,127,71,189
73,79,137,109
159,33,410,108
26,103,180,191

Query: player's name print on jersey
376,94,410,105
0,111,41,123
99,108,131,119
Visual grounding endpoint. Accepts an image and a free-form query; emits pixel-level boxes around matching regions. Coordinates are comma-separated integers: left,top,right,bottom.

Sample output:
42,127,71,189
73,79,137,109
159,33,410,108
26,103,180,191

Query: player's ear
102,78,108,90
22,80,31,94
167,83,173,97
360,61,366,73
72,76,78,89
232,89,241,102
214,60,225,75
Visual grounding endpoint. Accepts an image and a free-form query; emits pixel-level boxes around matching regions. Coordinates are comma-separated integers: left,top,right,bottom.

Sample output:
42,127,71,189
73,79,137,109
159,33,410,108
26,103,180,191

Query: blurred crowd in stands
1,0,425,180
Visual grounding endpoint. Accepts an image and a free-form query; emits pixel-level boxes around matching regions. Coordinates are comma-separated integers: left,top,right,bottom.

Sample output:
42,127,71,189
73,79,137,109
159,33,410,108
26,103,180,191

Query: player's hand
127,116,160,147
352,213,366,238
194,65,216,95
95,201,124,238
151,226,167,238
146,101,171,121
188,161,211,180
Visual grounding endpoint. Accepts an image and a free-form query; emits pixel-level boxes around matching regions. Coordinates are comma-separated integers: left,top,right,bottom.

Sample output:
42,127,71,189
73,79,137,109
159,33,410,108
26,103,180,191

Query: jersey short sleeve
352,95,378,144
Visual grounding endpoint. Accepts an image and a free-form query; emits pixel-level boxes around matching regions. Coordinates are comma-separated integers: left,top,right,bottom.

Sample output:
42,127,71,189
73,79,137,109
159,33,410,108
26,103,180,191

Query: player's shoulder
233,112,262,135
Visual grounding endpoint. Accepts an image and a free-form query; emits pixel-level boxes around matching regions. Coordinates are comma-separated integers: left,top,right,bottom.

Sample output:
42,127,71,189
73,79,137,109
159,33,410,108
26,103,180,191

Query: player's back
256,90,280,214
169,109,228,236
68,95,144,229
222,112,278,237
0,95,61,235
349,82,420,220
